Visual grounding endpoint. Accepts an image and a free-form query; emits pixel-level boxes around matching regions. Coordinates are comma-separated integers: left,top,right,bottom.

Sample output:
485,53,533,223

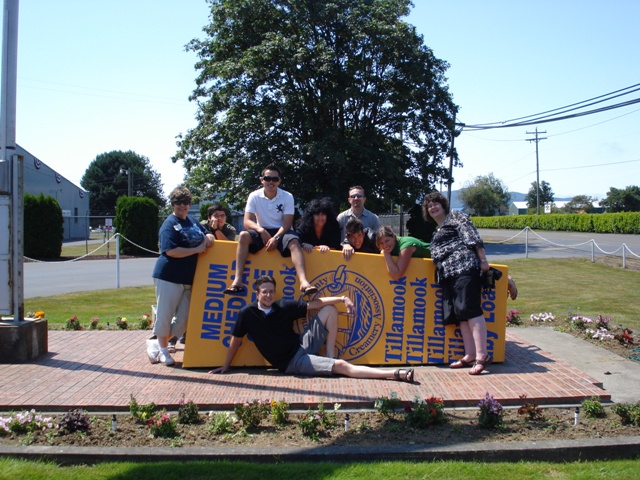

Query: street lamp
119,168,132,196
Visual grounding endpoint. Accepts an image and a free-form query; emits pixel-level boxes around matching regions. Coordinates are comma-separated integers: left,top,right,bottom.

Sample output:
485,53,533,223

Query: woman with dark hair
375,225,431,280
422,191,492,375
296,197,342,253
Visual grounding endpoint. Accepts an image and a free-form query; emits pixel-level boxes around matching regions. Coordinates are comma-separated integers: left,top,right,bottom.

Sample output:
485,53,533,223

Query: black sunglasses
349,193,364,199
262,176,280,182
172,199,190,206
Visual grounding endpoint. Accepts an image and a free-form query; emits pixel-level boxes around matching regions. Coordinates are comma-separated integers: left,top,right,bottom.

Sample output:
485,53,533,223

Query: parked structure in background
19,145,90,241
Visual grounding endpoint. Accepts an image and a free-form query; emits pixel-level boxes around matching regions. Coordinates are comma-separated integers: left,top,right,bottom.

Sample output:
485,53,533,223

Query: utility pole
526,127,547,215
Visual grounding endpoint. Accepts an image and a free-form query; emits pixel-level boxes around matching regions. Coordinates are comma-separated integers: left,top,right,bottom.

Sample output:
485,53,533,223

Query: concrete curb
2,436,640,465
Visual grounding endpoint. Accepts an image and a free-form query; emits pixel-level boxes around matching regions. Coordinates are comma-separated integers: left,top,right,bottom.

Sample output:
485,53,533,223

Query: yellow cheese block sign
183,240,507,368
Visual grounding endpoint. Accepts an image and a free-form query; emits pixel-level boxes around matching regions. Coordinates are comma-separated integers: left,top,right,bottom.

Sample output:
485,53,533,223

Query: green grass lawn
2,458,640,479
25,257,640,332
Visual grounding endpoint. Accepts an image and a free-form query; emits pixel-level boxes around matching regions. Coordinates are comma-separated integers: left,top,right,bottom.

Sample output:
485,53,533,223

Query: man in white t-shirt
337,185,381,239
224,165,318,297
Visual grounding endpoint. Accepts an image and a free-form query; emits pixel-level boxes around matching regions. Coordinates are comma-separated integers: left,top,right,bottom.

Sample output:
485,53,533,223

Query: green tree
526,180,554,212
458,173,510,216
600,185,640,212
113,196,159,256
562,195,595,214
81,150,165,217
24,193,63,258
174,0,457,211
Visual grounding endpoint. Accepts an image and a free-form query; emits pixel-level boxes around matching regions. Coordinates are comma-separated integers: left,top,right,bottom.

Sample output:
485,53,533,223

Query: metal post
115,234,120,288
525,227,529,258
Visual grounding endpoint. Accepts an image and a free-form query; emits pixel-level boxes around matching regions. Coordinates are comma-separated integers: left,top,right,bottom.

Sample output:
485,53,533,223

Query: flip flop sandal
223,285,247,295
394,368,415,383
302,286,318,297
469,355,493,375
449,358,474,369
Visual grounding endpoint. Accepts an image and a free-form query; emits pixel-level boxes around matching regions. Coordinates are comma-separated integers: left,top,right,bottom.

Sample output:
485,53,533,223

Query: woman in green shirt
375,225,431,280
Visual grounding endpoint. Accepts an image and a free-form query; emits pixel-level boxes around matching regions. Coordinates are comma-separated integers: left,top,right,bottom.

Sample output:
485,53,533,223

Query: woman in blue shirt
149,186,214,366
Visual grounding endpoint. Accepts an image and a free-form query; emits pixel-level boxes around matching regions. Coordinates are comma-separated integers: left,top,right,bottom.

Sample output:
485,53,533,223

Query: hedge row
471,212,640,234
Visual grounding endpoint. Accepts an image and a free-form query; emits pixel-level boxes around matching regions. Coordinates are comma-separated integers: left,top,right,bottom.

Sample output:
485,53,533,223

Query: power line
459,83,640,130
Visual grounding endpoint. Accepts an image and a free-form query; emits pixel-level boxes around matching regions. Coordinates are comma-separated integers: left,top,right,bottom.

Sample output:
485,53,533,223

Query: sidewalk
1,330,611,412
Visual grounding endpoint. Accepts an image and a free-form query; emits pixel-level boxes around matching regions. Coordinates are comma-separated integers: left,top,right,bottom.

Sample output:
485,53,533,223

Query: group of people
147,164,517,382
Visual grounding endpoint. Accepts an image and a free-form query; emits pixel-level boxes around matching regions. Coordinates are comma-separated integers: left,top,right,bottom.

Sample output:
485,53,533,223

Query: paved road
22,230,639,298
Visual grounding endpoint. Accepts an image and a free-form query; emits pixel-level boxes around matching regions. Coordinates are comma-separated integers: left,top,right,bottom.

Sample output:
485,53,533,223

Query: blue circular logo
306,265,385,361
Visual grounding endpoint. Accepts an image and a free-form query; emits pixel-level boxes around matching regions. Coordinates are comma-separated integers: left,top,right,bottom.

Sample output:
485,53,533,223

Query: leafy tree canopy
600,185,640,212
561,195,595,214
459,173,510,216
81,150,165,215
526,180,555,211
174,0,458,212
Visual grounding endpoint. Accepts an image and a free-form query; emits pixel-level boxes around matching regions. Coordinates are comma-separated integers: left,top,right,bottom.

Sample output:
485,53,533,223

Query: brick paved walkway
0,330,609,412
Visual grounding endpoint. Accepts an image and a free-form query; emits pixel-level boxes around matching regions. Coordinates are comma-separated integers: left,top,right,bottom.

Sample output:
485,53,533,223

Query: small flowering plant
116,317,128,330
270,399,290,426
138,313,152,330
148,411,178,438
585,327,614,341
477,392,504,429
506,309,522,326
0,409,55,435
595,314,611,330
89,317,100,330
615,328,634,346
374,392,403,418
65,315,81,331
530,312,555,323
234,399,270,429
298,409,323,440
405,396,446,428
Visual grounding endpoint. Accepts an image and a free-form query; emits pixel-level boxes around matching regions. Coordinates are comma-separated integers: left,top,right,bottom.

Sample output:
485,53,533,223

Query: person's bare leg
458,321,477,361
287,239,312,291
331,359,414,382
468,315,491,374
316,305,338,358
230,231,251,288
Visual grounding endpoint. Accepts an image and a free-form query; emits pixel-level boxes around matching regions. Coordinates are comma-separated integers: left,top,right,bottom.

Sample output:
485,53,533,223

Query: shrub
374,392,403,418
116,317,128,330
477,392,504,429
517,395,543,421
177,395,200,425
206,411,235,434
57,409,91,434
2,409,54,435
612,403,640,426
114,196,159,255
148,411,178,438
129,395,157,424
24,193,63,258
89,317,100,330
581,397,606,419
65,316,81,331
506,309,522,326
138,313,152,330
234,400,269,429
405,396,446,428
298,409,322,440
270,399,290,426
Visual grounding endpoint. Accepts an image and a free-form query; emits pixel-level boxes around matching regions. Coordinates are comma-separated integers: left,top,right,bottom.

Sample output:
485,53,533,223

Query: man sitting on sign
208,275,416,383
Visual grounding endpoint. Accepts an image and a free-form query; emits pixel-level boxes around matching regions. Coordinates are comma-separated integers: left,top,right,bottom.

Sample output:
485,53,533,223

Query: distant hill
449,190,571,210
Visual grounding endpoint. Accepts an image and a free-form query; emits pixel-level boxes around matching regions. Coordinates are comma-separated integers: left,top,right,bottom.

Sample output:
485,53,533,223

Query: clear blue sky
13,0,640,200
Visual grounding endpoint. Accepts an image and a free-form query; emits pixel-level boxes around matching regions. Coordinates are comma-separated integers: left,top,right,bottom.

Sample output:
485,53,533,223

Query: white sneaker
158,349,175,367
146,339,160,364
